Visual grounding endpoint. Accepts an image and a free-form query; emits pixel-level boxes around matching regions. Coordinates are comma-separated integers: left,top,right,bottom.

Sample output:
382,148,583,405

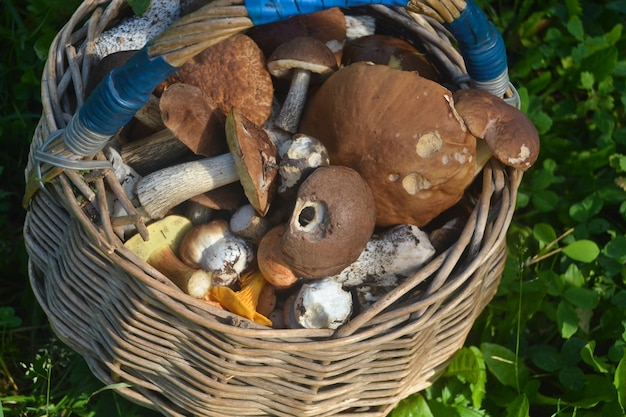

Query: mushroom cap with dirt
280,165,377,278
453,88,540,171
300,62,476,227
176,33,274,127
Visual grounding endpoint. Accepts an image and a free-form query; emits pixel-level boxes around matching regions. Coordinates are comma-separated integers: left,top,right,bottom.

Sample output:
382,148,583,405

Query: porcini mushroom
280,165,377,278
178,219,254,287
293,278,352,329
453,88,540,171
123,215,212,298
300,62,476,227
135,108,278,218
176,33,274,127
267,36,337,133
246,8,346,62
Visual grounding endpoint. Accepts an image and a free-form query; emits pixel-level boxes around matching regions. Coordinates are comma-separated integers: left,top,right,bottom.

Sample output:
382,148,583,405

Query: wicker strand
408,0,465,23
147,4,253,66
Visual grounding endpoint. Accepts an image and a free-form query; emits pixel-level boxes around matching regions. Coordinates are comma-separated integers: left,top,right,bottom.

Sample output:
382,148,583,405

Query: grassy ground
1,0,625,416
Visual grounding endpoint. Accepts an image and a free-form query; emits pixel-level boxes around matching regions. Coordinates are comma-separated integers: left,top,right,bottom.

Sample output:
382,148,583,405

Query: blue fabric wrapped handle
445,0,508,87
64,47,177,157
245,0,408,25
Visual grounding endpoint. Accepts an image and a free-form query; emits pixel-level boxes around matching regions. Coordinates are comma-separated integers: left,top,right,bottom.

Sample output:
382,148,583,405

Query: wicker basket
23,0,523,415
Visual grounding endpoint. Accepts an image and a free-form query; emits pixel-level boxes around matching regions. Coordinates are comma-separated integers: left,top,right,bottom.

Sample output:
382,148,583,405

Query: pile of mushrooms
97,8,540,329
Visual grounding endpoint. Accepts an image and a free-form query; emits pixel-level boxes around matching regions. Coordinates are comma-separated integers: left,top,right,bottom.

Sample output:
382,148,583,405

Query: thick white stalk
136,153,238,219
331,224,435,287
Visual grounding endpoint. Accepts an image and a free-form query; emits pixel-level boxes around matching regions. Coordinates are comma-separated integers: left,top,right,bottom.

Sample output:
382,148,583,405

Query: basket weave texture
24,0,523,416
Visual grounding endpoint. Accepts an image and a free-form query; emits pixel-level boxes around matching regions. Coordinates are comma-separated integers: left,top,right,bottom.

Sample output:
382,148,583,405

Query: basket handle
35,0,509,169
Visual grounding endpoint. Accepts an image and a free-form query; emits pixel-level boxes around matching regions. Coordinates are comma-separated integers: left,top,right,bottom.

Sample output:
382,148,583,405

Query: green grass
1,0,625,416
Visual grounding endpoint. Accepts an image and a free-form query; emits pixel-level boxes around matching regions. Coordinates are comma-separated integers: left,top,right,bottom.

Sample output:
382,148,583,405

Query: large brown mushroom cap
280,165,377,278
159,83,226,157
176,33,274,127
453,88,540,171
300,62,476,227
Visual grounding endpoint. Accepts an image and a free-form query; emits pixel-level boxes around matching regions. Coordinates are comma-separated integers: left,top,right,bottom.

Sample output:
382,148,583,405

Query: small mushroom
293,278,352,329
178,219,254,287
229,204,271,244
267,36,337,133
280,165,377,278
277,133,329,196
300,62,476,227
453,88,540,171
246,8,346,63
207,270,272,326
257,225,299,289
123,215,212,298
341,34,440,80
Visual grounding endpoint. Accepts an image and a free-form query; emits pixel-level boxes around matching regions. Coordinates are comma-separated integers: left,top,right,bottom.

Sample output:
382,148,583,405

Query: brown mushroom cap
341,34,440,81
453,88,540,171
267,36,337,81
225,108,279,216
280,165,377,278
176,33,274,127
300,62,476,227
257,225,299,289
246,8,346,63
159,83,226,157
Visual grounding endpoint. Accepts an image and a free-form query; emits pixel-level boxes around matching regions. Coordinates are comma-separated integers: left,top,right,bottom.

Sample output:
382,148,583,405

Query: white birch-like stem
136,153,238,218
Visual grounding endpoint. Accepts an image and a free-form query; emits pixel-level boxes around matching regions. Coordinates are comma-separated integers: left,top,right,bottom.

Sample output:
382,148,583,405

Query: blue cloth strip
67,47,177,156
245,0,408,25
445,0,508,83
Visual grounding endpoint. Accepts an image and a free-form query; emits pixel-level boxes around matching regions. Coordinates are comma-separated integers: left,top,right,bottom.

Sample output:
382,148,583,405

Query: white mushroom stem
263,99,292,150
147,246,213,298
135,153,237,219
293,278,352,329
330,224,436,287
229,204,271,243
276,69,312,133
